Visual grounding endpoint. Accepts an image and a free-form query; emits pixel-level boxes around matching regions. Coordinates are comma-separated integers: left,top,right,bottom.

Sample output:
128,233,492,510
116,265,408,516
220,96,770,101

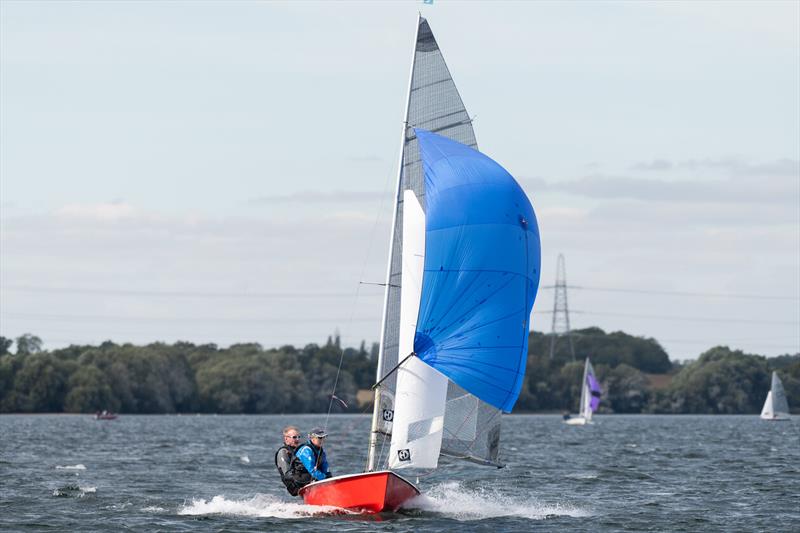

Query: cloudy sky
1,1,798,360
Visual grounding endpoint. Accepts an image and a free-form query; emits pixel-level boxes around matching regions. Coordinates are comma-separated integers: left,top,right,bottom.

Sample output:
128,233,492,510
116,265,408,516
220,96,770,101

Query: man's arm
276,448,292,476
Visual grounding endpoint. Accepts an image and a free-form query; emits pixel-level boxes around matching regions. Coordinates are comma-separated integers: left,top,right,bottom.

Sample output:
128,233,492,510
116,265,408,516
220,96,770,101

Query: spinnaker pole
366,12,421,472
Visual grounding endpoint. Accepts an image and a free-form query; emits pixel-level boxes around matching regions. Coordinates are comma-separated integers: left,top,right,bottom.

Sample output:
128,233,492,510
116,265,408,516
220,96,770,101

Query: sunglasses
287,435,301,439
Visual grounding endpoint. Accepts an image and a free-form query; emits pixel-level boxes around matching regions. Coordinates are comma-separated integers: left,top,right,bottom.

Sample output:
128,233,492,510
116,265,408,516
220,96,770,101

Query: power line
540,284,799,301
1,311,376,324
533,309,796,325
0,285,381,299
569,310,796,325
7,283,796,302
4,307,793,327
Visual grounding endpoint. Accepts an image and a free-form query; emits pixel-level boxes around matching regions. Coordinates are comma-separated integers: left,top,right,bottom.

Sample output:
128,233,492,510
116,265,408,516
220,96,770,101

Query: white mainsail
760,391,774,419
761,371,790,420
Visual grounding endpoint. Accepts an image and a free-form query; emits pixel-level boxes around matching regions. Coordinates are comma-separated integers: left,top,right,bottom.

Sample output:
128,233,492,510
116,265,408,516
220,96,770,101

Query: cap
309,427,328,438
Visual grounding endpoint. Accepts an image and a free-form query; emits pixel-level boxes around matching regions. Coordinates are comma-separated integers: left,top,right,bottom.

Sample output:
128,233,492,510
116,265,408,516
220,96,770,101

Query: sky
1,0,798,361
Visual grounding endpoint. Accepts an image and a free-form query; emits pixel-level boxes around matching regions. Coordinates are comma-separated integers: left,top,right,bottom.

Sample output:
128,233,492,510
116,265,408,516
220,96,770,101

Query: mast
366,12,421,472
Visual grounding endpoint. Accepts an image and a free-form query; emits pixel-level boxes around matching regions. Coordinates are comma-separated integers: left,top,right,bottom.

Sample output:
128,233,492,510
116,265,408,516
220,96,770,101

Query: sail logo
397,449,411,462
382,409,394,422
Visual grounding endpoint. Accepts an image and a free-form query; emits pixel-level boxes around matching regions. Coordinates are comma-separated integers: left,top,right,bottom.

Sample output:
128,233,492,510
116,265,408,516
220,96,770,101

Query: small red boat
299,470,419,513
94,411,117,420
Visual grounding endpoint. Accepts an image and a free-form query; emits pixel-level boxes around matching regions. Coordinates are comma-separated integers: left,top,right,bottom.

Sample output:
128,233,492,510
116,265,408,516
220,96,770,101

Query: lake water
1,414,798,531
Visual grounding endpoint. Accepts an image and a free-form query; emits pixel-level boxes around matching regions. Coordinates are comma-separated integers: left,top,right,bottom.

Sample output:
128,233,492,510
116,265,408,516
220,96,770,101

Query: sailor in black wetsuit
275,425,305,496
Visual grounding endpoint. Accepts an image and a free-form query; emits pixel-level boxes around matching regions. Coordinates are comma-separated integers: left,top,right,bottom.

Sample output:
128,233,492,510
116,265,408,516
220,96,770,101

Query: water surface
1,414,798,531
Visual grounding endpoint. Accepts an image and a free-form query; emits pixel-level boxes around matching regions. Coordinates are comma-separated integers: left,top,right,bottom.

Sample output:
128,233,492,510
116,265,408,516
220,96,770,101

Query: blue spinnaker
413,129,541,413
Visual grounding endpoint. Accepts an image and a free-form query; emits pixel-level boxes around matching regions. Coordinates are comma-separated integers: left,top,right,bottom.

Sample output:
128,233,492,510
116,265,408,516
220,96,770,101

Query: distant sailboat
760,371,790,421
564,358,601,425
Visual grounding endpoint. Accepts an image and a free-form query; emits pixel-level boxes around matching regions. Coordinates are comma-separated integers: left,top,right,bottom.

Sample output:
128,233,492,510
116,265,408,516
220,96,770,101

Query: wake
177,482,590,521
178,494,350,519
407,481,591,520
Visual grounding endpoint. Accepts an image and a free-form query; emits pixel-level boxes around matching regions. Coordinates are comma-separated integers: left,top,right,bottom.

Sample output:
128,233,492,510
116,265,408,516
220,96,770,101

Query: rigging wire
322,157,398,433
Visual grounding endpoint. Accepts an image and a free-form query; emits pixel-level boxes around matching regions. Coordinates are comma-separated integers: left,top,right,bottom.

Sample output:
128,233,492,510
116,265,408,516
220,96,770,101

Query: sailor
275,426,305,496
292,427,332,486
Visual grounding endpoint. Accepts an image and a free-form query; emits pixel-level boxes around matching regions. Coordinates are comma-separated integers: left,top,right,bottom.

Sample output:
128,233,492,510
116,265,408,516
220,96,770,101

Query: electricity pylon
548,253,575,361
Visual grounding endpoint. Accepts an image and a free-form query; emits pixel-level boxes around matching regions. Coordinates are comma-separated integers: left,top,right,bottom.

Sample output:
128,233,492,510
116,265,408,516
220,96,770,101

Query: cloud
54,201,139,221
2,170,797,358
247,190,386,205
526,157,800,206
1,205,390,348
631,157,799,176
549,173,797,205
631,159,674,171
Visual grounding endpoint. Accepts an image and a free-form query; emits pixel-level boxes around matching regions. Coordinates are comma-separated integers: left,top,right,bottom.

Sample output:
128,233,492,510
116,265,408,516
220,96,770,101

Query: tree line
0,329,797,414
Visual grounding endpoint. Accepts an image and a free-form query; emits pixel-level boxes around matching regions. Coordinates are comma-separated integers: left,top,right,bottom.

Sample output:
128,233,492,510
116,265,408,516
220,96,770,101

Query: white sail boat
564,358,601,425
298,14,541,512
760,371,790,421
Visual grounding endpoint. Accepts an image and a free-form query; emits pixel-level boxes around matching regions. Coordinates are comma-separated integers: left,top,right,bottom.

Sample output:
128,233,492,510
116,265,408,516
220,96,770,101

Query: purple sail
587,373,602,412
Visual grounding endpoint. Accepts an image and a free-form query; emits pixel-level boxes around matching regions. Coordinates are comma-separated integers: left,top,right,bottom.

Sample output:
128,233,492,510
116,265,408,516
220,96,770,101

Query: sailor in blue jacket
293,427,332,483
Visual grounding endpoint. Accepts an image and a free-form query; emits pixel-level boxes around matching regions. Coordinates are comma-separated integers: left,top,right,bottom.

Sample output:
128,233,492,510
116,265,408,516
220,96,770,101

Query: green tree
0,336,13,355
774,356,800,413
16,334,43,356
662,346,770,414
64,365,118,413
604,363,650,413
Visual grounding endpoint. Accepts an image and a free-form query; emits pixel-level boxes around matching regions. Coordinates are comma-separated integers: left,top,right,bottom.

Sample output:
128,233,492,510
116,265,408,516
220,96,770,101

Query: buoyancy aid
274,445,310,496
293,442,331,481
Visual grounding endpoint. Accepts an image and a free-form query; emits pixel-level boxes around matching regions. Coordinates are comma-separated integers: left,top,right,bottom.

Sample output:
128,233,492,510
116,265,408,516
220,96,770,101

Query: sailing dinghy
299,15,541,513
564,358,601,425
760,371,790,421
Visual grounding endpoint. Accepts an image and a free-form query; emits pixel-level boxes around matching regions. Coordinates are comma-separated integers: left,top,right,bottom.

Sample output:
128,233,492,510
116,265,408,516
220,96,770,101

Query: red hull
299,470,420,513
